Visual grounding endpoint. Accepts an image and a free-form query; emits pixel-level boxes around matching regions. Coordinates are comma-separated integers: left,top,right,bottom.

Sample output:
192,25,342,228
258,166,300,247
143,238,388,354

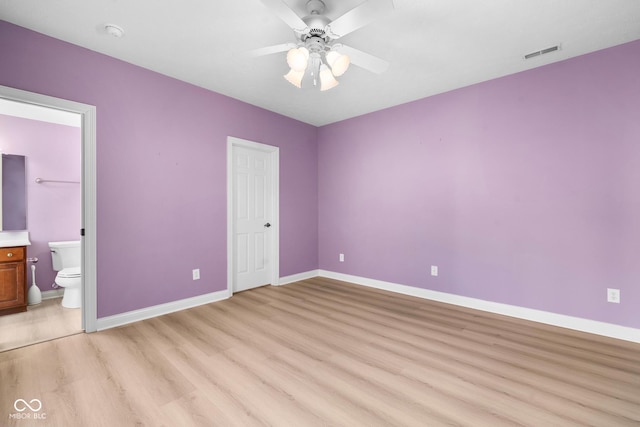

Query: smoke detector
105,24,125,38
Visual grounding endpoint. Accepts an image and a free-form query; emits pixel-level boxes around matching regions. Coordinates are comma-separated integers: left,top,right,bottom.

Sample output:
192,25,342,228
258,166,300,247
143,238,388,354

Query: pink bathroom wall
0,113,81,293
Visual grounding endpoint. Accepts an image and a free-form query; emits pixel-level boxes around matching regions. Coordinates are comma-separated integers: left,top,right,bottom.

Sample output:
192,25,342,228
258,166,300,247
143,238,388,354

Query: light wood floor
0,297,82,352
1,277,639,426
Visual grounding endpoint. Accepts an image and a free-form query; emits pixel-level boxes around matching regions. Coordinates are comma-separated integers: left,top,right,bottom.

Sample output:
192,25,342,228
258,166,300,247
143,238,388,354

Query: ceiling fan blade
259,0,309,34
325,0,394,38
338,44,389,74
245,43,298,57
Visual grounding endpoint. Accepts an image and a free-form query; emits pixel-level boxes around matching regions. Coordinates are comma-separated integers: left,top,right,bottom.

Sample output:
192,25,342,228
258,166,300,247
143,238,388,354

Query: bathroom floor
0,298,82,352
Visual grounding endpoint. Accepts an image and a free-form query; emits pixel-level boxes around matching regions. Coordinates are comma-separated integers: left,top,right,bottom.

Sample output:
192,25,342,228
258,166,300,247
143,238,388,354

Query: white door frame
0,85,97,332
227,136,279,294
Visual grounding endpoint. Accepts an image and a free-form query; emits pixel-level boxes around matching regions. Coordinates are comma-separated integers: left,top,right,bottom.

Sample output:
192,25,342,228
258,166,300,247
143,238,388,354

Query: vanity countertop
0,231,31,248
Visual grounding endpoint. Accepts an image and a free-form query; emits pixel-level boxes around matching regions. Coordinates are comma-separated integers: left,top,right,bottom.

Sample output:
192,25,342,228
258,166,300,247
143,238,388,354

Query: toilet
49,240,82,308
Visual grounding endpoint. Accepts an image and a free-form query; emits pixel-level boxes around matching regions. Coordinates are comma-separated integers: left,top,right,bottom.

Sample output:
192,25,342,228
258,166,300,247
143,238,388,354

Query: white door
233,145,273,292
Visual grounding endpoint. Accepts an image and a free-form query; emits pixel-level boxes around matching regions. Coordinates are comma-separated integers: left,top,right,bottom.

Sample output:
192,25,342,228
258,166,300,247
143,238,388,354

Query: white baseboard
96,270,320,332
96,289,231,331
278,270,320,286
92,270,640,344
318,270,640,344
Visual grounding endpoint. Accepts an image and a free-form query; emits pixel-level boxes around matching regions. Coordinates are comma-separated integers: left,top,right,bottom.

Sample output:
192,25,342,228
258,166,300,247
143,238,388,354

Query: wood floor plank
163,342,261,426
228,344,399,427
161,389,259,427
283,281,640,401
274,348,457,426
260,288,624,425
0,298,82,352
2,278,639,426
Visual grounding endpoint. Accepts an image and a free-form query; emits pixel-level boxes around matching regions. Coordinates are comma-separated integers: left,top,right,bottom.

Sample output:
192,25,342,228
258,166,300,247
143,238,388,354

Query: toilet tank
49,240,81,271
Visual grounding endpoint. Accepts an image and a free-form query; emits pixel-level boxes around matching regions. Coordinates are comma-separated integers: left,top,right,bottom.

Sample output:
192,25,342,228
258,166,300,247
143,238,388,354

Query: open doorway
0,85,96,351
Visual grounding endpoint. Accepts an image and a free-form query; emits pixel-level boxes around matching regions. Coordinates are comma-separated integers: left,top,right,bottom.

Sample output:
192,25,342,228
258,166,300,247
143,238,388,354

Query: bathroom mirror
0,154,27,231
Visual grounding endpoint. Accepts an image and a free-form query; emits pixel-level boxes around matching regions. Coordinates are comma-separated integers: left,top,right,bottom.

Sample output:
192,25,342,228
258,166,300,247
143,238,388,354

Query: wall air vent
524,45,560,60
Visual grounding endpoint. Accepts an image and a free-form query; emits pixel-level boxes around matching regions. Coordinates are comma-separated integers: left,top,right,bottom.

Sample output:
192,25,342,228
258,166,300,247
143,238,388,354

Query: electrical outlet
431,265,438,277
607,288,620,303
339,253,344,262
192,268,200,280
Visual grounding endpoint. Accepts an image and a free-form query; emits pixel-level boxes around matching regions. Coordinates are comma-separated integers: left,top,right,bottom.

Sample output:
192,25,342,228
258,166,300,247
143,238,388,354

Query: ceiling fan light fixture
326,50,350,77
319,64,339,91
286,47,310,72
256,0,391,93
284,68,305,88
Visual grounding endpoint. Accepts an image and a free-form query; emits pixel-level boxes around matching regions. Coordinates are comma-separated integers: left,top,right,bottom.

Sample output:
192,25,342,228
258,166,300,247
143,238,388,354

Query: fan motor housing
302,13,331,41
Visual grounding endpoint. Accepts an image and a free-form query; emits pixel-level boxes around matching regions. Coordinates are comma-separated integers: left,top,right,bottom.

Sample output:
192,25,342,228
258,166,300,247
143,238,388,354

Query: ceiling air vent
524,45,560,60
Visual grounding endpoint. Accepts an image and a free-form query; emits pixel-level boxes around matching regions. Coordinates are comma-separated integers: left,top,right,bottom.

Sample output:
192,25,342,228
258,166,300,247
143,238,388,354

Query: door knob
264,222,271,228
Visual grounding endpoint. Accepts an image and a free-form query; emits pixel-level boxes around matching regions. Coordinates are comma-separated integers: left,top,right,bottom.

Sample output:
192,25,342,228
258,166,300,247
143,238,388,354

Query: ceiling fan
250,0,394,91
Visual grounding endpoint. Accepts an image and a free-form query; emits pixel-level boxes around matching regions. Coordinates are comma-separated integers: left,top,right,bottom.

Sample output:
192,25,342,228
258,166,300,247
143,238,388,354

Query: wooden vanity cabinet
0,246,27,315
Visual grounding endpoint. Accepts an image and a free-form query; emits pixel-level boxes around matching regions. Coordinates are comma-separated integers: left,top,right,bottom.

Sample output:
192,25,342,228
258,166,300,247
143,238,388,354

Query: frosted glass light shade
286,47,309,72
319,65,339,91
284,68,305,88
326,51,350,76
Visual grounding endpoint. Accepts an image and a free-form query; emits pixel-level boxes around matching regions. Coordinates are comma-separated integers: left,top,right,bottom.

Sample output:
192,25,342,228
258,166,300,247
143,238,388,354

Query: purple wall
2,18,638,331
318,39,640,329
0,114,81,292
0,20,318,318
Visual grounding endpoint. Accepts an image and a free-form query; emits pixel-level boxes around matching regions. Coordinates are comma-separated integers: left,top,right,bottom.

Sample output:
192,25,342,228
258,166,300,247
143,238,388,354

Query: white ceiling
1,0,639,126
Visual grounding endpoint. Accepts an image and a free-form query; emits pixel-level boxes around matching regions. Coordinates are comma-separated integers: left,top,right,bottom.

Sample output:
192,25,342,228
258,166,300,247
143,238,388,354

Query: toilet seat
58,267,81,278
